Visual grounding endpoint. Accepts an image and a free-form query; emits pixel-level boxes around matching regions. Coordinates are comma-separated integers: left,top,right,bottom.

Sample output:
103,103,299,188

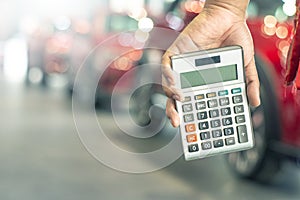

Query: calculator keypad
180,85,252,160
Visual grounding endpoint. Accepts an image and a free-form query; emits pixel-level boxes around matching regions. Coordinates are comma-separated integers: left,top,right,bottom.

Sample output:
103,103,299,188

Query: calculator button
231,88,242,94
199,122,209,130
201,141,212,150
208,99,218,108
211,119,221,128
188,144,199,152
209,109,219,118
184,114,194,123
234,105,244,114
221,107,231,116
197,111,208,120
219,97,230,106
195,101,206,110
185,124,196,132
222,117,233,126
200,131,210,140
212,129,222,138
218,90,228,96
186,134,197,143
235,115,245,124
182,104,193,112
237,125,248,143
225,137,235,146
184,96,191,102
206,92,217,98
224,127,234,136
233,95,243,104
213,139,224,148
195,94,205,100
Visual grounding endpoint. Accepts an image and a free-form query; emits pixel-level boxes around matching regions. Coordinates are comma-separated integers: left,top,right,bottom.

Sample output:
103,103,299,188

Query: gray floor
1,76,300,200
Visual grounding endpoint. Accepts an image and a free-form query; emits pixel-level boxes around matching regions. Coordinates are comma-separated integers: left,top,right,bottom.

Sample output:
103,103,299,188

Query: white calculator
171,46,254,161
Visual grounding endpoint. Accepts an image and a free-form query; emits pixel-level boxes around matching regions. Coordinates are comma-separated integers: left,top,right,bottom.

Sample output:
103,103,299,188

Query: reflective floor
1,76,300,200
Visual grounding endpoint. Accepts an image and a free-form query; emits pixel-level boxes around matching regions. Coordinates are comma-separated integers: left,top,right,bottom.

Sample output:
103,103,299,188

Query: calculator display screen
180,64,238,89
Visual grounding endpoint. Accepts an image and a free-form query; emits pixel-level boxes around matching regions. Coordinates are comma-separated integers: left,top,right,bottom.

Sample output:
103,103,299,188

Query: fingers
245,58,261,107
166,98,180,127
161,48,184,101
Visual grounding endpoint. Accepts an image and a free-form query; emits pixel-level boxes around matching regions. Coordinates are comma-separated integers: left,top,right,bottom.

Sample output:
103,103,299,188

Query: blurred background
1,0,300,199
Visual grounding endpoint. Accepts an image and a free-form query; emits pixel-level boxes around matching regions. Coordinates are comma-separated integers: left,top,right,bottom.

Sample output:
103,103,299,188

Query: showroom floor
1,76,300,200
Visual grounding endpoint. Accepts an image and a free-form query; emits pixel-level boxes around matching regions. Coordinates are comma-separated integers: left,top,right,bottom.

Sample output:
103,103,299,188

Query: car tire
225,58,281,183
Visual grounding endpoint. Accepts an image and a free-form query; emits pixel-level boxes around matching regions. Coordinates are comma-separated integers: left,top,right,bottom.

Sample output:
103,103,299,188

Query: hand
162,0,260,127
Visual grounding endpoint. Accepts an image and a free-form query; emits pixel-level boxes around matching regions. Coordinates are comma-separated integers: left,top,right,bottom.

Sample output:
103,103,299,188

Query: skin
162,0,261,127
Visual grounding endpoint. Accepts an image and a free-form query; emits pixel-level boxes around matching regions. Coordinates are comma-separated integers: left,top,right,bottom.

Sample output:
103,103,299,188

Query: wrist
204,0,249,20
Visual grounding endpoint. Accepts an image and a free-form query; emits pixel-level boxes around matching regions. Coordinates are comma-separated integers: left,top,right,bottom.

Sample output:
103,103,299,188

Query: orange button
186,134,197,143
185,124,196,132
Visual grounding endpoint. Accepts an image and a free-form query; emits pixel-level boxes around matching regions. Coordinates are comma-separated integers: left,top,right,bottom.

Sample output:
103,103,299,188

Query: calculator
171,46,254,161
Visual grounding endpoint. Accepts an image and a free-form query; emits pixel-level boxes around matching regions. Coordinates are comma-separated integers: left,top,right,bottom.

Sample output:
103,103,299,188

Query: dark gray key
222,117,233,126
188,144,199,152
208,99,218,108
213,139,224,148
224,127,234,136
237,125,248,143
200,131,210,140
235,115,245,124
234,105,244,114
199,121,209,130
221,107,231,116
197,111,208,120
233,95,243,104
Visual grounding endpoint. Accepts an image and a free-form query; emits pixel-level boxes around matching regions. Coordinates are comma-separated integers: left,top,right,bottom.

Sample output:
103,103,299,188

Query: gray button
211,119,221,128
219,97,230,106
237,125,248,143
195,101,206,110
233,95,243,104
208,99,218,108
184,114,194,123
212,129,222,138
182,103,193,112
201,141,212,150
209,109,219,118
225,137,235,146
